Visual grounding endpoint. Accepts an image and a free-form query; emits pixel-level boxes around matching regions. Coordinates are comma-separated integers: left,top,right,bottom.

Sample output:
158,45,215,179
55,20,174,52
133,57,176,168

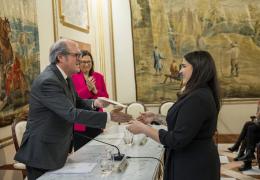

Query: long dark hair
179,51,221,112
80,50,94,76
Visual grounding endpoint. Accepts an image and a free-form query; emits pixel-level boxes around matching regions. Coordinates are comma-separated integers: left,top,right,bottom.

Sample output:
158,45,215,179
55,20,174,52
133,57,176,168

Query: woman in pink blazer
72,50,109,151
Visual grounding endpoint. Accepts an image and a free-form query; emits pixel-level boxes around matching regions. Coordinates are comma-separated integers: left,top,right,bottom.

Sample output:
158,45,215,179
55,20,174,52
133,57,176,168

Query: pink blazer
71,71,109,131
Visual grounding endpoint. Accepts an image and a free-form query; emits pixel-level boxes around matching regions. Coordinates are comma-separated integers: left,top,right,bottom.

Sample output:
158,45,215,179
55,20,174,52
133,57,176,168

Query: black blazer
159,87,220,180
15,64,107,170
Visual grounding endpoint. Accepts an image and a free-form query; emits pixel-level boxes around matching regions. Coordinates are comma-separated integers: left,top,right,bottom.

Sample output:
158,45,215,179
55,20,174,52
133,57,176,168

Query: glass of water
123,128,134,145
100,147,114,174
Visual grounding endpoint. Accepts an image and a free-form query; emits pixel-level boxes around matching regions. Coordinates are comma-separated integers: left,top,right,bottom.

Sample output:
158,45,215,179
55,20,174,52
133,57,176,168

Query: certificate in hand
97,97,127,108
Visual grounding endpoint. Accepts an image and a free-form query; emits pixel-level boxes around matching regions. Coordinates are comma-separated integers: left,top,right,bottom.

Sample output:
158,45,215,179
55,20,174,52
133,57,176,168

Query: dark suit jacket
14,64,107,170
159,87,220,180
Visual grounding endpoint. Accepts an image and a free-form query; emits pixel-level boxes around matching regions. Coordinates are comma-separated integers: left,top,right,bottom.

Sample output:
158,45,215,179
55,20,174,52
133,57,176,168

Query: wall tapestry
0,0,40,127
130,0,260,103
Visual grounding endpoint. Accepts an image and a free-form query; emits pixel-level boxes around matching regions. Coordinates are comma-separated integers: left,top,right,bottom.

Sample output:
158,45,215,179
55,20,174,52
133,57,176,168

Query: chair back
0,119,27,179
12,119,27,152
126,102,146,119
159,101,174,116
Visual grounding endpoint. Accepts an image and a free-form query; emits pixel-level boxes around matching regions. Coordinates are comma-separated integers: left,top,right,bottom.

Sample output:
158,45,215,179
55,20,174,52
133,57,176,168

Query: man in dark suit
14,39,132,180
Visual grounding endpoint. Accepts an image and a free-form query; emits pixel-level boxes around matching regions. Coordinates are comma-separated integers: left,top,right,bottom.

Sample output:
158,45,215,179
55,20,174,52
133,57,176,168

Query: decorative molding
217,134,239,143
96,0,106,76
108,0,117,100
222,98,259,105
140,99,258,107
0,138,13,149
52,0,59,41
0,136,12,143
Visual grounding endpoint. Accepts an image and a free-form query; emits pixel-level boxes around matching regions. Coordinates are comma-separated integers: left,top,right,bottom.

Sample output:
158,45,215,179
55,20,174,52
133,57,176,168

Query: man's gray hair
49,39,69,64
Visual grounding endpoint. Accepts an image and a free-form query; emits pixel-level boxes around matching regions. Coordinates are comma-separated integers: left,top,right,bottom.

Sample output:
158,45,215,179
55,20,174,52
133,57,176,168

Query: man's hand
94,99,110,108
137,111,156,124
110,107,132,123
111,106,124,112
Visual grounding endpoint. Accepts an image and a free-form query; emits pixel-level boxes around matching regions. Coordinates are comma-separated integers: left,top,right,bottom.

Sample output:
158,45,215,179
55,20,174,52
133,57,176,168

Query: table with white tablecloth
38,124,165,180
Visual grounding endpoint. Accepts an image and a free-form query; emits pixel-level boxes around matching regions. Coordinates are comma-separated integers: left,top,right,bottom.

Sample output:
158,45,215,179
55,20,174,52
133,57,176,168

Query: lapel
49,64,76,104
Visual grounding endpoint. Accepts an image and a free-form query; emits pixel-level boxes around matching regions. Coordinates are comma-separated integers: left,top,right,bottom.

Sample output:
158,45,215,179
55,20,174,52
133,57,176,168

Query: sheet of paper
49,162,97,174
97,97,127,108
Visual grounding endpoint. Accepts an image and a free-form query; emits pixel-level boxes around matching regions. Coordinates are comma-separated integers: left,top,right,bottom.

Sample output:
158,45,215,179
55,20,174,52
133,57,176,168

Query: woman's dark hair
80,50,94,76
179,51,221,112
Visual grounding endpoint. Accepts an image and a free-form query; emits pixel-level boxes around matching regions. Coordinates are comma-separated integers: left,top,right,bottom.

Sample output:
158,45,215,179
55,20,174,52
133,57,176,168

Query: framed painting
58,0,89,33
60,37,91,52
74,39,91,52
0,0,40,126
130,0,260,104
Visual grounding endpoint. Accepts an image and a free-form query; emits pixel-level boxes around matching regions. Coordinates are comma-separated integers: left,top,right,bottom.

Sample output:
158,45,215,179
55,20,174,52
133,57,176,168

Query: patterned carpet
219,144,260,180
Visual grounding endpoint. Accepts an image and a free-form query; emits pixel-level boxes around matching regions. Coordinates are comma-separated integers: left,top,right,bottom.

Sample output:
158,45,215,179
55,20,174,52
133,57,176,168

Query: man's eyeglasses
65,52,81,59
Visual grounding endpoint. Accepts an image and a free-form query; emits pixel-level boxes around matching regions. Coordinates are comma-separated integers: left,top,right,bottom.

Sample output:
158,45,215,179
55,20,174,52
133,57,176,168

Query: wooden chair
0,119,27,179
126,102,146,119
159,101,174,116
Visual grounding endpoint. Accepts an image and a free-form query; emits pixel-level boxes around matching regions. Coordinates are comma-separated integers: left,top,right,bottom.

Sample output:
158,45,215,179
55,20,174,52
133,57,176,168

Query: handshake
94,98,158,134
109,108,159,135
110,108,157,125
110,107,132,123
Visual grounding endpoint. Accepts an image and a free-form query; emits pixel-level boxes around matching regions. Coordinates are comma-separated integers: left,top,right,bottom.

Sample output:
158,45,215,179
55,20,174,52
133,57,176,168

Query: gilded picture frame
58,0,89,33
60,36,91,53
70,38,91,52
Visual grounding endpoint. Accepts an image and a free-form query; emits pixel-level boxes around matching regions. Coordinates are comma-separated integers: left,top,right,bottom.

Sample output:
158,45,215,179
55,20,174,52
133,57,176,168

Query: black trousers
73,127,102,151
26,166,48,180
234,121,256,147
246,123,260,150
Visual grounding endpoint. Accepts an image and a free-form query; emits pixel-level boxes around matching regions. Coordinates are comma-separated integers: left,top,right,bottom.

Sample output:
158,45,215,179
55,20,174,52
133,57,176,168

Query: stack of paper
98,97,127,108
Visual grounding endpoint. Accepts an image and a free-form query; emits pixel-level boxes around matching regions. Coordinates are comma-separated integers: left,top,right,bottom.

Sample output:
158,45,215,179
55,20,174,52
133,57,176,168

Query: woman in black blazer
127,51,221,180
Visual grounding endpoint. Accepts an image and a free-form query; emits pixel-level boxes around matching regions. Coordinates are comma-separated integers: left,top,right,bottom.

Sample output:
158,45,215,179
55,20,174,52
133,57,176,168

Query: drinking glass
123,128,134,145
99,147,114,174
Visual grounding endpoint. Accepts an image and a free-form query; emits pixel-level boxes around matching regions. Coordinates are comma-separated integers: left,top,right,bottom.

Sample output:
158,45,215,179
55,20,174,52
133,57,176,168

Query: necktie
66,77,75,103
66,77,71,90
